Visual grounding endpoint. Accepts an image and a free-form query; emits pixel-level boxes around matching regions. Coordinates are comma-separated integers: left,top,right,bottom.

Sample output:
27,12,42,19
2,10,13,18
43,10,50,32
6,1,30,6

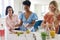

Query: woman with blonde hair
41,1,60,33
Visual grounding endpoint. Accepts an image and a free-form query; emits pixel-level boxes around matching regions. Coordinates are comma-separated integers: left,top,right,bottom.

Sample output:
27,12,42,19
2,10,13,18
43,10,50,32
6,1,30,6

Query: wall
14,0,25,15
58,3,60,10
30,0,60,20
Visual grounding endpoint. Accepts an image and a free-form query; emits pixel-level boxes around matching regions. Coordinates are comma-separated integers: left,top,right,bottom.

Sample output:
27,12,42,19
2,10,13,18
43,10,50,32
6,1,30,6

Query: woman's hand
9,27,17,34
26,24,32,27
15,20,23,27
9,27,13,32
41,24,46,28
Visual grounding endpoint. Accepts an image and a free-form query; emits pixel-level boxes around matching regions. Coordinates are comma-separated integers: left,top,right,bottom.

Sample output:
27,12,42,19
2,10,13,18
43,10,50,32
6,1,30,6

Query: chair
34,20,42,31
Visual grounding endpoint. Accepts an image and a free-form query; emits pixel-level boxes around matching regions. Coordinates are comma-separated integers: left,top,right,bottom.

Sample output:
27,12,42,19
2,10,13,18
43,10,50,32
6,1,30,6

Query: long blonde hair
49,1,60,16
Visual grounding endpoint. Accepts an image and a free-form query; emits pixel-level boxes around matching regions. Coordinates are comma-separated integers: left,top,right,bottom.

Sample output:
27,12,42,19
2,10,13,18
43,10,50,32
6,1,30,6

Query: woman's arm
55,25,59,33
15,20,23,27
6,19,13,32
27,20,35,27
41,20,46,28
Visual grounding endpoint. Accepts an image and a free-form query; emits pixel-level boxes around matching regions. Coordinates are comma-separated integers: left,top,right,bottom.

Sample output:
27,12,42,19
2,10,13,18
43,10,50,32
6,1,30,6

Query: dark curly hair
5,6,14,15
23,0,31,7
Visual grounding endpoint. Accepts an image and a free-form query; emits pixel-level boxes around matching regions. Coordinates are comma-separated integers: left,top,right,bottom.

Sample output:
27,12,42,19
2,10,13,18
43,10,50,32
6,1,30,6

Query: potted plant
41,32,47,40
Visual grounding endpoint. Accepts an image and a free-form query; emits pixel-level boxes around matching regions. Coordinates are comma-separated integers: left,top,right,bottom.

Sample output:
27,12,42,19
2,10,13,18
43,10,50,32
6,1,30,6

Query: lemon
26,30,30,34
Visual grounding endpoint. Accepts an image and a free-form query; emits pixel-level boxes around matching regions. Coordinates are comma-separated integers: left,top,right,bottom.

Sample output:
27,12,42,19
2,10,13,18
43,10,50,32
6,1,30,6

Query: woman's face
24,5,30,12
8,8,13,16
49,4,56,11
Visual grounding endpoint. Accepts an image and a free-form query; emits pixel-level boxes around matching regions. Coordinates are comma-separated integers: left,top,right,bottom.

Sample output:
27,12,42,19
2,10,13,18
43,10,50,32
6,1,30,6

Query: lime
26,30,30,34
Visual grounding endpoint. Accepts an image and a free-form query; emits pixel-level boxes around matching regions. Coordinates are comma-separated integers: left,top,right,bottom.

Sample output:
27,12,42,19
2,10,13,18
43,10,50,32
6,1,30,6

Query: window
30,0,49,20
0,0,3,18
30,4,49,20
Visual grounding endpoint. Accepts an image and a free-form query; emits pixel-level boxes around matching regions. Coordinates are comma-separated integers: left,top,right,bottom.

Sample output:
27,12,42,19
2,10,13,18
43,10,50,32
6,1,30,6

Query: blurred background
0,0,60,19
0,0,60,20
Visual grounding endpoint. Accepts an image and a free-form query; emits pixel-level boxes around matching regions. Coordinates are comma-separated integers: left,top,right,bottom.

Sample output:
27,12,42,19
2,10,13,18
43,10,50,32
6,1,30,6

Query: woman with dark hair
6,6,19,32
15,0,38,31
5,6,14,15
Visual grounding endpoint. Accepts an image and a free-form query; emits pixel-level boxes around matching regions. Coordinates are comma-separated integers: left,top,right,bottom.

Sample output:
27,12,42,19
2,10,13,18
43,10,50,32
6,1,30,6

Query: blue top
19,12,38,31
19,12,38,24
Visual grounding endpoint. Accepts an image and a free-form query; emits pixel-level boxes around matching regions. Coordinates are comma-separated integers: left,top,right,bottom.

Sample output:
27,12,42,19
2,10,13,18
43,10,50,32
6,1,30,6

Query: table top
5,29,60,40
